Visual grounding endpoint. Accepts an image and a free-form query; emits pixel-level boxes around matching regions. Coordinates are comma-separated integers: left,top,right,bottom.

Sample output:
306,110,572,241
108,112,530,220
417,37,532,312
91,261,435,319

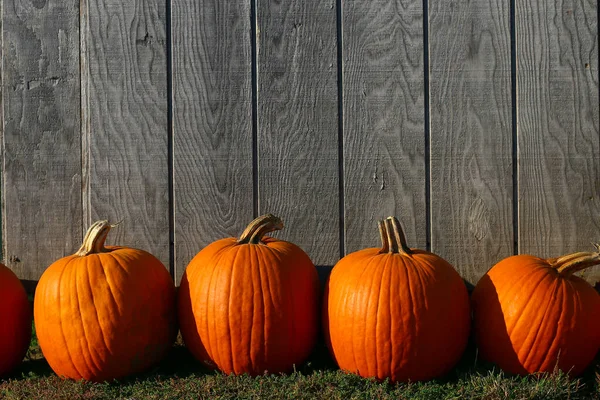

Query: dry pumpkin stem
378,216,412,255
238,214,284,245
551,243,600,277
377,220,389,254
76,220,115,256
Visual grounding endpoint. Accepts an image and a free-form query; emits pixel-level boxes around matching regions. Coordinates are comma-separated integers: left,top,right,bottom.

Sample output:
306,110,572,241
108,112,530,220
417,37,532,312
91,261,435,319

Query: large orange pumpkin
0,264,32,376
472,246,600,376
323,217,471,382
178,214,320,375
34,221,177,382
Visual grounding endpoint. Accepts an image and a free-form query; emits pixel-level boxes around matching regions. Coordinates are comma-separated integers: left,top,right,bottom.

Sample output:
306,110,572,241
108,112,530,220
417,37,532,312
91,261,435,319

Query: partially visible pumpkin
178,214,320,376
0,264,32,376
323,217,471,382
472,245,600,376
34,221,177,382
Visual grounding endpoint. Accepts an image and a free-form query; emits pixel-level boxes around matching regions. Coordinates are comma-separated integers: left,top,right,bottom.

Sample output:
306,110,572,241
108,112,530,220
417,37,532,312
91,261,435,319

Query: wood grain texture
84,0,170,266
516,0,600,265
2,0,82,280
428,0,513,282
172,0,253,283
257,0,339,266
342,0,426,254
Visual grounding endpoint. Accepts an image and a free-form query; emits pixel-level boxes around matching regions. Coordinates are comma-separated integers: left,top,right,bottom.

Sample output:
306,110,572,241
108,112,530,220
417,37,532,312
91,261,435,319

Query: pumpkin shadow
0,357,54,380
126,342,215,381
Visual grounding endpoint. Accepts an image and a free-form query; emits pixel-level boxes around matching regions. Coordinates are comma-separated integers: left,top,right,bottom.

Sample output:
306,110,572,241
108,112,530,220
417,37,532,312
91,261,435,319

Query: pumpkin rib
89,258,117,376
356,254,381,375
494,259,532,307
411,255,434,313
209,249,224,369
261,246,280,372
398,256,413,374
379,257,400,377
405,257,429,376
541,280,569,372
101,255,122,322
520,276,561,371
106,252,128,311
248,246,261,372
508,271,553,340
504,267,550,337
281,250,297,369
77,260,103,377
362,257,378,377
376,256,393,379
387,257,398,377
58,259,87,380
370,255,388,378
561,281,587,374
207,252,223,371
356,254,381,377
225,247,238,374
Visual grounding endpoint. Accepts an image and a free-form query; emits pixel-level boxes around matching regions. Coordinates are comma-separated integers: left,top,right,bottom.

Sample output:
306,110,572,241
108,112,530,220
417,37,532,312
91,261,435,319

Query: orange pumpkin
323,217,471,382
0,264,32,376
178,214,320,375
34,221,177,382
472,246,600,376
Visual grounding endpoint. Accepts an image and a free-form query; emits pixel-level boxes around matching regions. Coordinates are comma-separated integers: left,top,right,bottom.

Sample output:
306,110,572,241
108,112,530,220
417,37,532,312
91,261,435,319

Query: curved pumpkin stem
552,243,600,277
238,214,284,245
76,220,121,256
378,216,412,255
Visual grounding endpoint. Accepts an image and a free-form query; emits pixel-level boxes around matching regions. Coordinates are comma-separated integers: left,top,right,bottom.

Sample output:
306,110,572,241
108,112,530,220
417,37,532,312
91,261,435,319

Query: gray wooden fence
1,0,598,286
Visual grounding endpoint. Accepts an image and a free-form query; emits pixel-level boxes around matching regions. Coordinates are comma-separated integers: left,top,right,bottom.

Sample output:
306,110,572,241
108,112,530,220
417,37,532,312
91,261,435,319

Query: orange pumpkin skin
323,217,471,383
0,264,32,376
34,221,177,382
178,215,320,376
472,252,600,376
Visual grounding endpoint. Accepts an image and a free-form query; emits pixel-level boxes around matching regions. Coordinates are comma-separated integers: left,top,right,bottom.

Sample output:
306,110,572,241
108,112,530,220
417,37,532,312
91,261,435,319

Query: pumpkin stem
238,214,284,245
378,220,389,254
379,216,412,255
76,220,120,256
552,243,600,277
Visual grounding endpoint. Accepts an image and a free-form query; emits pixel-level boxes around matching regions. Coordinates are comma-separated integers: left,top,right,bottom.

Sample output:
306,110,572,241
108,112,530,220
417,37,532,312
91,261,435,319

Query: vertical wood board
172,0,253,283
516,0,600,267
256,0,340,266
2,0,82,280
84,0,170,266
342,0,426,254
428,0,514,282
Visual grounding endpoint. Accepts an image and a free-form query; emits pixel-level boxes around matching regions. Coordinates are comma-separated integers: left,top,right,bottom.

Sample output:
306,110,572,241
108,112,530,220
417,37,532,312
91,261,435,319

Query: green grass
2,326,600,400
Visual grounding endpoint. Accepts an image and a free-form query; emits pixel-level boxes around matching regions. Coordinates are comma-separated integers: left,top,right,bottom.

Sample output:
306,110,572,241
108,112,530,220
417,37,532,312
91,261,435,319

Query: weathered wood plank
342,0,426,254
2,0,82,280
517,0,600,269
84,0,170,266
428,0,514,282
172,0,253,283
256,0,339,266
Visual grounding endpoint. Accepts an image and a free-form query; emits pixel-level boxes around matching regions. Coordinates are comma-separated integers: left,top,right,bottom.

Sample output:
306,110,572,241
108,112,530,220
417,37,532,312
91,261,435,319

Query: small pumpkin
34,221,177,382
323,217,471,382
178,214,320,375
472,245,600,376
0,263,32,376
